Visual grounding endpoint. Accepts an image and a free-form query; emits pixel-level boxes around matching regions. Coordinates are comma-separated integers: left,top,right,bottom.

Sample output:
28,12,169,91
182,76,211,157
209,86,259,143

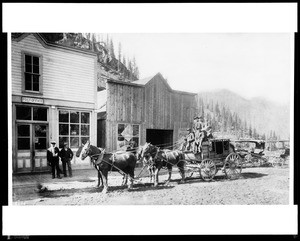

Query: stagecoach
183,138,242,181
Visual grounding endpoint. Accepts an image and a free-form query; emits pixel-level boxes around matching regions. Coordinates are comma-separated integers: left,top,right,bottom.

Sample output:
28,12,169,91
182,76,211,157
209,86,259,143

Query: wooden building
11,33,98,173
97,73,197,152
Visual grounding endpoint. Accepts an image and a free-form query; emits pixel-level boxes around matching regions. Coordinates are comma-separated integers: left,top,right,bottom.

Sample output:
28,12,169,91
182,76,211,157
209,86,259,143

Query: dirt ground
12,163,290,205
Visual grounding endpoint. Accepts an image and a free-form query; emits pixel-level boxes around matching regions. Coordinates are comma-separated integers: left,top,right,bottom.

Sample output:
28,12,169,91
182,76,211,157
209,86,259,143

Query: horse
136,144,156,183
78,141,137,193
76,145,103,188
140,143,185,187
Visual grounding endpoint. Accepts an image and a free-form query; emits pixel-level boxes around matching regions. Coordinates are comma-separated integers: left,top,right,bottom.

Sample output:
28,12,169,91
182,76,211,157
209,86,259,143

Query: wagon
230,139,270,167
183,138,243,181
264,140,290,167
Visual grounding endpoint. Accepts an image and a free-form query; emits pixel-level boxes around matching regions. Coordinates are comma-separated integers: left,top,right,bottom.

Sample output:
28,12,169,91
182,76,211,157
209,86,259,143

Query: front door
16,123,48,173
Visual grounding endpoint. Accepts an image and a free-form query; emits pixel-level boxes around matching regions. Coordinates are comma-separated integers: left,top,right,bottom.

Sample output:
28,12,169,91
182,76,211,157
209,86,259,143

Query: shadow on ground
239,172,268,179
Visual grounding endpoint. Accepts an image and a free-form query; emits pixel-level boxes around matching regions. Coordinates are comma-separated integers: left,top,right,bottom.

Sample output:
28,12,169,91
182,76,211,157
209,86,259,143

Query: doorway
146,129,173,149
16,123,49,173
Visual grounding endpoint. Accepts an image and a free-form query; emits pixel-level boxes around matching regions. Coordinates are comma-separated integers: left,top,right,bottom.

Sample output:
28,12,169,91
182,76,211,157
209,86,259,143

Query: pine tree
132,56,139,79
122,55,126,67
118,42,122,71
106,34,110,49
253,127,257,139
215,102,220,117
109,39,116,59
128,58,133,80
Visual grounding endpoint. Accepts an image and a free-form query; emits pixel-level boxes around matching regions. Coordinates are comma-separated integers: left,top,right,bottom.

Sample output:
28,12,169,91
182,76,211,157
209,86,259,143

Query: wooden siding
105,75,197,151
11,34,96,104
107,82,144,124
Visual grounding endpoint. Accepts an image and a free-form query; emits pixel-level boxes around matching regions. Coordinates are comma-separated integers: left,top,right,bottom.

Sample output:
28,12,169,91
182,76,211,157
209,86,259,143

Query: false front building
11,33,98,173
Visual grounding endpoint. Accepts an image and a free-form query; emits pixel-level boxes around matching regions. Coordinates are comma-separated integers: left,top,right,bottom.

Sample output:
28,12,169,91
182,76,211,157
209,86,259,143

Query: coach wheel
224,153,242,180
199,159,217,181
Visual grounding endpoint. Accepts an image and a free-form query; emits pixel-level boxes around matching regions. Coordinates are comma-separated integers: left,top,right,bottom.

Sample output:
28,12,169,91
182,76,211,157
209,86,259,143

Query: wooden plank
130,86,134,123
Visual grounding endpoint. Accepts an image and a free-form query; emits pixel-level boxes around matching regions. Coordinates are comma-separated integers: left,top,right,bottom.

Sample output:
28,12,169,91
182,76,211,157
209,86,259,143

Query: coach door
16,123,48,173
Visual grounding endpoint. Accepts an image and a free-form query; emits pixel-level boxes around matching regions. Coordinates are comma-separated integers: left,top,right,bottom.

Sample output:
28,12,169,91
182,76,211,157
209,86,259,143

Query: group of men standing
46,141,73,179
180,116,213,153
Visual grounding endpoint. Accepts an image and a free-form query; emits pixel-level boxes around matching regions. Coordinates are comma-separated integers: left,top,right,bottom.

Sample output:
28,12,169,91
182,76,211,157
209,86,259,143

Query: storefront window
16,106,31,120
16,106,47,121
33,107,47,121
59,110,90,148
17,124,30,150
117,123,139,150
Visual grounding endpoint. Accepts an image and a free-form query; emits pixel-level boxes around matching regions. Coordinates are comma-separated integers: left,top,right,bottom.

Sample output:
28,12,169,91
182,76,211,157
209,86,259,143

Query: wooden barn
97,73,197,152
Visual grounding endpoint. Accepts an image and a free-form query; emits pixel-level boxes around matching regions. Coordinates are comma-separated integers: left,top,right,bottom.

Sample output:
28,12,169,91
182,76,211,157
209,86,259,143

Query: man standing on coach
47,140,61,179
59,142,73,177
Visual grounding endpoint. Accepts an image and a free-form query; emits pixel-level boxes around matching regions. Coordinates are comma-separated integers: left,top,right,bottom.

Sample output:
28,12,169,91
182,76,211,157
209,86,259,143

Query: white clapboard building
11,33,98,173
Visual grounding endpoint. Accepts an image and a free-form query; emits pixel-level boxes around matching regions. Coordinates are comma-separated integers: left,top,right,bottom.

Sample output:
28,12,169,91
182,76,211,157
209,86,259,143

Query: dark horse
77,141,137,193
140,143,185,187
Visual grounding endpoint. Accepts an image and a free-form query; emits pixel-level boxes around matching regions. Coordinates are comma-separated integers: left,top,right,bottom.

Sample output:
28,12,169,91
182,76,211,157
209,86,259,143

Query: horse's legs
122,174,128,186
154,163,162,187
151,167,155,184
95,166,103,187
164,163,172,186
178,160,186,184
97,170,102,187
101,170,109,194
127,169,134,189
148,167,153,184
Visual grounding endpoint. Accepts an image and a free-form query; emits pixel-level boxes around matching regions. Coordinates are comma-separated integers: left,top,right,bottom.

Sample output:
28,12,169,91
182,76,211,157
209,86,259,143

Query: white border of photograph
3,3,297,236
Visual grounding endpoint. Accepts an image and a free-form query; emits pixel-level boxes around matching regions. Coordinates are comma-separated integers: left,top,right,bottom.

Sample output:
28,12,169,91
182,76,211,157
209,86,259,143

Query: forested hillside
197,89,290,140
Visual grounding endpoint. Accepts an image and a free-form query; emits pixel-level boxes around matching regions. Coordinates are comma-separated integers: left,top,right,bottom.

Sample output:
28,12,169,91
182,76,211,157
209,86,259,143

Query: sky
106,33,292,105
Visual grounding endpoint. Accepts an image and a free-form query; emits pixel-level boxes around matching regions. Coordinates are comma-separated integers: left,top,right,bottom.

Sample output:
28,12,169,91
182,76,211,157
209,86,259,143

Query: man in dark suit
47,140,61,179
59,142,74,177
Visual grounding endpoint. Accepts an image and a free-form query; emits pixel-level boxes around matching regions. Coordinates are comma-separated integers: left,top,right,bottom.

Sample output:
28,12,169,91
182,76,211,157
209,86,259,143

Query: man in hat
47,140,61,179
59,142,73,177
185,128,195,152
192,116,198,132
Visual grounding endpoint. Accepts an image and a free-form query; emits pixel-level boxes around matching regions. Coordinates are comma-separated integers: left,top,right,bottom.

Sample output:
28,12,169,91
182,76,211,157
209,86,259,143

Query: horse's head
79,140,91,160
142,142,159,158
136,145,144,161
141,142,151,157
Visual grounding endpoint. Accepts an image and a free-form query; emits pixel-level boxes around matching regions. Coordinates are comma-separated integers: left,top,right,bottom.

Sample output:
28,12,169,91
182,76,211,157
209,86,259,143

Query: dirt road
13,166,290,205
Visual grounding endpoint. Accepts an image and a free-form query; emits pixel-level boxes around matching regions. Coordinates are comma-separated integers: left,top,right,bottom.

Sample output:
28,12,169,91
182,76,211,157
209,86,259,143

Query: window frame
21,51,43,95
116,123,140,151
58,109,91,149
15,105,48,123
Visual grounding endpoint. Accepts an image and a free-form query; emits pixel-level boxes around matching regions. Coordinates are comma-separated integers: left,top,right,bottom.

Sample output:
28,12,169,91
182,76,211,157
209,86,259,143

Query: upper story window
23,53,42,93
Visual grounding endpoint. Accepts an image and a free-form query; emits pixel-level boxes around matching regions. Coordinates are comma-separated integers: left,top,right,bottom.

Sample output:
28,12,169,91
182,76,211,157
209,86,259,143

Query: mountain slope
197,89,290,140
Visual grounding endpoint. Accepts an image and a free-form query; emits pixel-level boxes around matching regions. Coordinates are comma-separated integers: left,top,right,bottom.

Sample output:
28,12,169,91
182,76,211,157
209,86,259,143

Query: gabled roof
132,72,196,96
12,33,97,56
133,75,156,85
132,72,175,93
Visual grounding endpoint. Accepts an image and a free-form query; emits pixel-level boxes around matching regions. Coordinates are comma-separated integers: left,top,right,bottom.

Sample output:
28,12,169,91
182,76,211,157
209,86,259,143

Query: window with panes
117,123,140,151
24,54,41,92
15,106,48,150
59,110,90,148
